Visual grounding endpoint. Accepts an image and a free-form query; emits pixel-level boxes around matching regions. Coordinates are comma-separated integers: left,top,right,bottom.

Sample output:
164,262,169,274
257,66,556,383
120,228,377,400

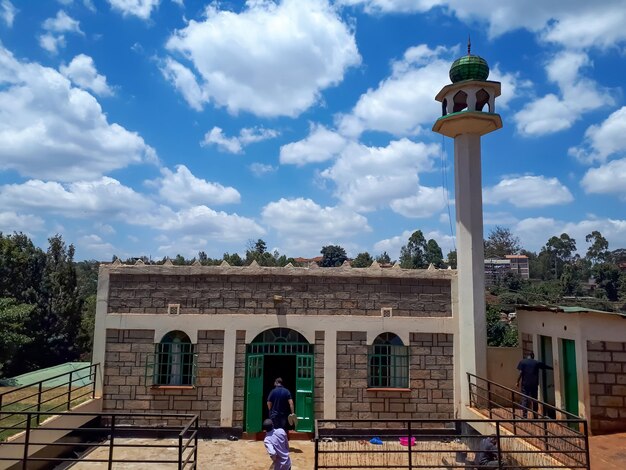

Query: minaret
432,42,502,408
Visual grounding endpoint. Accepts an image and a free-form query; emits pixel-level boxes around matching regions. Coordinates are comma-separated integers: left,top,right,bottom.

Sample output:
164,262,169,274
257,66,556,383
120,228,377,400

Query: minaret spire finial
467,35,471,55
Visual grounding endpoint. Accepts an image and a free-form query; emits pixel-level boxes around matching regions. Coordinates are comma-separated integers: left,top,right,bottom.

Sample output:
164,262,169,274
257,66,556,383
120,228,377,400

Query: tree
0,232,46,304
375,252,392,265
484,226,521,259
539,233,577,279
399,230,427,269
593,263,621,301
320,245,348,267
351,252,373,268
0,298,33,377
486,304,518,347
447,250,457,269
425,239,444,268
223,252,244,266
585,231,609,265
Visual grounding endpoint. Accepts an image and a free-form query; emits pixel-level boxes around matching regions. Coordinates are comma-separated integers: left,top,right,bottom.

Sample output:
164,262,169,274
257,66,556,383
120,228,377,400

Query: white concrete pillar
454,133,487,407
323,330,337,419
220,329,237,427
92,268,109,398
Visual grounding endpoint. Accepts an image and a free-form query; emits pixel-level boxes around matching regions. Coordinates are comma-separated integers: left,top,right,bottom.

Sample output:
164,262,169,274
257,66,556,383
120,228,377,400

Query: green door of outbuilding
245,354,264,433
561,339,579,416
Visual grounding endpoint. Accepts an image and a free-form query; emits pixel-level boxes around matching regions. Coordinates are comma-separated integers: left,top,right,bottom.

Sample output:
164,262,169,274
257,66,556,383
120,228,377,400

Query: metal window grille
368,344,409,388
146,342,197,386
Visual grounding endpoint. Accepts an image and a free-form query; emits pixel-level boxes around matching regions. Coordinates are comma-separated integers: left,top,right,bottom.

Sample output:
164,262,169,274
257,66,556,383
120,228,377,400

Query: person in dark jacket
476,435,499,467
516,352,553,418
267,377,295,432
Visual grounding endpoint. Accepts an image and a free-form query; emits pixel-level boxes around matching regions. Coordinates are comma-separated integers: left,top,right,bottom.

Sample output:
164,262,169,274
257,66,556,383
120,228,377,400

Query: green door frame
244,342,314,433
561,338,579,416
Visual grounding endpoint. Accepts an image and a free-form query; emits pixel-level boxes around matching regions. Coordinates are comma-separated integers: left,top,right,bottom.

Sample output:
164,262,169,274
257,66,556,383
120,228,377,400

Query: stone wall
335,332,454,424
587,340,626,434
107,271,452,318
233,330,246,428
103,329,224,428
314,332,325,418
521,333,533,357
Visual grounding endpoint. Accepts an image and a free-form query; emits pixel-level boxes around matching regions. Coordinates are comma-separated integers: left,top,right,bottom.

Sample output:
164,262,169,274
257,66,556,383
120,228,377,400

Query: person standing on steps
267,377,295,433
516,352,553,418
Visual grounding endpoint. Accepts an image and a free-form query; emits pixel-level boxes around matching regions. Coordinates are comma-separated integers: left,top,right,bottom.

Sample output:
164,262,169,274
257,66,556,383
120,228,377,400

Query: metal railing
0,363,98,441
0,411,199,469
314,418,590,469
467,373,589,469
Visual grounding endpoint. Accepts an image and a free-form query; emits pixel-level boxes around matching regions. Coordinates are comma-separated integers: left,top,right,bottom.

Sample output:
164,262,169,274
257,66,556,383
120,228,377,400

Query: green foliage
592,263,621,301
399,230,427,269
539,233,577,279
586,231,609,265
484,226,521,259
0,298,34,376
446,250,457,269
375,252,392,265
486,304,518,347
320,245,348,267
425,239,444,268
351,252,373,268
0,233,46,303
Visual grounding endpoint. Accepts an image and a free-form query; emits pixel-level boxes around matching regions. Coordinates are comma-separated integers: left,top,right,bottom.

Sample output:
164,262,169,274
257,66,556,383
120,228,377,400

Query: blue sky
1,0,626,261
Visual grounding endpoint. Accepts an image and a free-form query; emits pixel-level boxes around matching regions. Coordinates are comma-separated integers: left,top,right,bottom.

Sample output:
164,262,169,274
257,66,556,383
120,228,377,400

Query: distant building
484,255,530,286
505,255,529,279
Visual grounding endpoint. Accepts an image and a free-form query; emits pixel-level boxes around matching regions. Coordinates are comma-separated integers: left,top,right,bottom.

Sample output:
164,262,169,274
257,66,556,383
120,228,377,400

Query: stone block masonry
521,333,533,357
106,266,452,318
103,329,224,428
335,332,454,425
587,340,626,434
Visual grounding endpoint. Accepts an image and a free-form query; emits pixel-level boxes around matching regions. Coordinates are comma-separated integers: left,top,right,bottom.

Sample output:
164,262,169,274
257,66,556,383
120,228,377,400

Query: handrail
0,363,97,400
0,411,199,468
467,372,582,421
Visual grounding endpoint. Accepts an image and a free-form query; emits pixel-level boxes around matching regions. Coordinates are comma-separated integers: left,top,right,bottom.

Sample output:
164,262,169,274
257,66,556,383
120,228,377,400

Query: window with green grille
368,333,409,388
145,331,197,386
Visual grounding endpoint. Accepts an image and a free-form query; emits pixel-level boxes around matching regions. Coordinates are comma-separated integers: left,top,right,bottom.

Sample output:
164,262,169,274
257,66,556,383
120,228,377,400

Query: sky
1,0,626,262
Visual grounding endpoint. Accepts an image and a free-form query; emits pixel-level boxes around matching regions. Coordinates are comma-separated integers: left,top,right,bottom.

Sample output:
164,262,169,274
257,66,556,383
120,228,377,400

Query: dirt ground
70,438,315,469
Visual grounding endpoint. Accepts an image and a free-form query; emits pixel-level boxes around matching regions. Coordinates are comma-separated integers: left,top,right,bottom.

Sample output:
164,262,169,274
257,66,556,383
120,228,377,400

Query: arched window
153,331,196,386
453,90,468,113
368,333,409,388
476,89,490,111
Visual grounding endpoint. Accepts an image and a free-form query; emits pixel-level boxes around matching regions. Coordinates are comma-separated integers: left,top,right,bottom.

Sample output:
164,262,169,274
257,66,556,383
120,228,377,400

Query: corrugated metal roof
0,362,92,387
517,305,626,318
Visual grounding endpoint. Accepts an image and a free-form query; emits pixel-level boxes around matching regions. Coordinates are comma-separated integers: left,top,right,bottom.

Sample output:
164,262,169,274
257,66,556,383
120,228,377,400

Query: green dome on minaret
449,38,489,83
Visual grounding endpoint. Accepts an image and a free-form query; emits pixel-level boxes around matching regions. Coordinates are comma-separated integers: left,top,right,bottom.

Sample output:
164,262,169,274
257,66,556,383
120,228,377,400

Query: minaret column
454,134,487,385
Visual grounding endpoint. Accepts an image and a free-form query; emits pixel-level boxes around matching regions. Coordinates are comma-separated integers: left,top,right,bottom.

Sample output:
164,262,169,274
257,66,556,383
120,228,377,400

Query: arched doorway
244,328,314,433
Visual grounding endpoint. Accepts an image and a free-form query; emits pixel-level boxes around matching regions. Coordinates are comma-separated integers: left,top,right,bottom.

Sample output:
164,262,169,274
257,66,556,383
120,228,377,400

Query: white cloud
0,178,153,217
1,1,17,27
373,228,456,260
483,175,574,208
164,0,360,117
514,51,613,137
0,46,155,181
262,197,370,254
60,54,113,96
0,211,44,234
569,106,626,164
152,165,241,207
39,33,66,54
581,158,626,199
202,126,278,154
94,222,116,235
107,0,159,19
341,1,626,49
389,186,447,218
149,205,265,242
280,124,348,166
249,162,277,177
338,44,451,137
514,216,626,253
76,234,115,260
43,10,82,34
320,138,440,212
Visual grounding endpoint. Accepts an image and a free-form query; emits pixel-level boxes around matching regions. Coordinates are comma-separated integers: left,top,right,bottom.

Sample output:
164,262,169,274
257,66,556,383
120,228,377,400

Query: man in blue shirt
263,418,292,470
267,377,295,432
516,352,552,418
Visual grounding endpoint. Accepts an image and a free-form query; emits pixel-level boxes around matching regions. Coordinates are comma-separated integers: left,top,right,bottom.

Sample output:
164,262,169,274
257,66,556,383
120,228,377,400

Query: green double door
245,351,314,433
561,339,579,416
